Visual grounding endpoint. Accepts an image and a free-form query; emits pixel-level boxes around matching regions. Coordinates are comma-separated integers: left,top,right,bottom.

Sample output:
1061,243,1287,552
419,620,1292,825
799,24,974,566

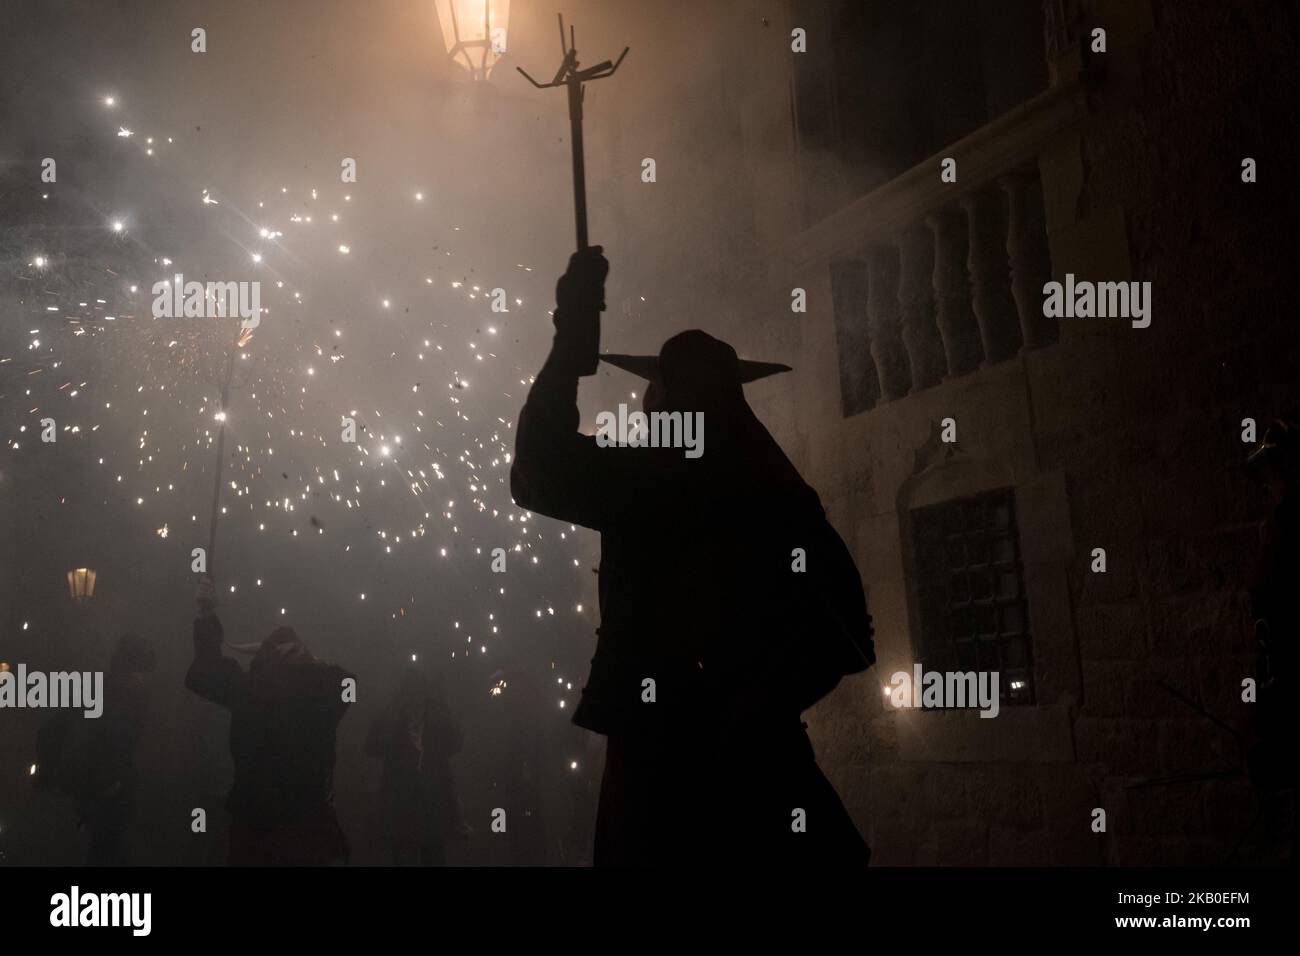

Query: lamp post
437,0,512,81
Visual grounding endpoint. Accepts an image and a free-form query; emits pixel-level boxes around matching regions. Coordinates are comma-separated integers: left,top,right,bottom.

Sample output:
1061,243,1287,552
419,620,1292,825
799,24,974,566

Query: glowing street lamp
436,0,511,81
66,567,97,603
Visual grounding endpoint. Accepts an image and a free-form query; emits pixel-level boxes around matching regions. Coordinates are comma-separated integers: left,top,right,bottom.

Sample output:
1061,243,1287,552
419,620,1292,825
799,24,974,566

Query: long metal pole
517,16,626,250
568,77,588,250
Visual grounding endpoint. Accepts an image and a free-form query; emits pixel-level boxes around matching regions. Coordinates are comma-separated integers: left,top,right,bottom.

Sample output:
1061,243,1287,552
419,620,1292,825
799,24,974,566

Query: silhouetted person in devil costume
35,634,156,865
366,669,464,866
187,580,353,865
511,247,875,866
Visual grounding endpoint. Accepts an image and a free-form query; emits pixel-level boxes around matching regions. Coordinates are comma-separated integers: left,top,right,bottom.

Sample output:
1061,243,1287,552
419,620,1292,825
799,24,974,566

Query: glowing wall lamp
436,0,511,81
66,567,97,604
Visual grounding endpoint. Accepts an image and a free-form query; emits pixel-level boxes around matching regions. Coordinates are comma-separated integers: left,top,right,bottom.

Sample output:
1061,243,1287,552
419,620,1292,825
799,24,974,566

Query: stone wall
773,0,1299,865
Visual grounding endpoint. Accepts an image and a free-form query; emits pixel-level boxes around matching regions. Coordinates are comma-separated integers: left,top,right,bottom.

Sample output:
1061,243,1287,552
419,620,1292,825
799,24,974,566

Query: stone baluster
828,258,879,415
1000,171,1056,349
925,207,982,377
866,245,911,401
961,189,1021,364
896,226,946,392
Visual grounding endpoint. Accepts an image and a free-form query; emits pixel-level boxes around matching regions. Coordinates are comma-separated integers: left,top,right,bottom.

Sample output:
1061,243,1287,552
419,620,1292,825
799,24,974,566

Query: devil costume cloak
365,680,465,860
186,617,353,865
511,263,875,866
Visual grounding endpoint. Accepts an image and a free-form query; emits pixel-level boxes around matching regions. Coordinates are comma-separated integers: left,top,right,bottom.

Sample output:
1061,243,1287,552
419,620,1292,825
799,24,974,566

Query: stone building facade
577,0,1299,864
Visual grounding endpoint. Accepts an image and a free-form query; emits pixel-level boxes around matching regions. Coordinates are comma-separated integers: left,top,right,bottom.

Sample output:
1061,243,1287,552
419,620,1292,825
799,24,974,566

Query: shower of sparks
0,80,636,712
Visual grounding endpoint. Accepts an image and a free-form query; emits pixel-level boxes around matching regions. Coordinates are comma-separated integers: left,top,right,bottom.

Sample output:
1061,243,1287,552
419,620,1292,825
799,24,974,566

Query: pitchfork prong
516,66,548,88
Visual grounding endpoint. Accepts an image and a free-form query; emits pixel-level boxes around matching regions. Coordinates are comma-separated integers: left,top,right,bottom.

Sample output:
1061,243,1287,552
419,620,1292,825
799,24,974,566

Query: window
909,487,1035,706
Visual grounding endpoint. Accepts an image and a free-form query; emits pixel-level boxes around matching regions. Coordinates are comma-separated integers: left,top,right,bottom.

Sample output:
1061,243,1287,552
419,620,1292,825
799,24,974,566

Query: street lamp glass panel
436,0,510,79
67,567,97,602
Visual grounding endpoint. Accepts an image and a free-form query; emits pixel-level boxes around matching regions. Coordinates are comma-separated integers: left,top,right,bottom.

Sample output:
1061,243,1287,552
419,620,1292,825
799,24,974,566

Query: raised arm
510,246,633,530
184,613,248,712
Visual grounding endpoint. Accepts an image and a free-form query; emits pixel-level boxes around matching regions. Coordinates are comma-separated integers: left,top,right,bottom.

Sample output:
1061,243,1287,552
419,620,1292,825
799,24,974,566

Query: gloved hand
195,574,216,615
550,246,608,377
555,245,609,317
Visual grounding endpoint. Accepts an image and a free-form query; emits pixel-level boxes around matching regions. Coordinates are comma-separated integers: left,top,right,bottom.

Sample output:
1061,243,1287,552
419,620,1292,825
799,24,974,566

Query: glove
555,246,609,316
551,246,607,376
195,574,216,614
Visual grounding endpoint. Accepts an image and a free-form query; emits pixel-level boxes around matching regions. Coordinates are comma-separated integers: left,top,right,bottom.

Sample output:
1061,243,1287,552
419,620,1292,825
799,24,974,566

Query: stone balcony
789,80,1089,417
